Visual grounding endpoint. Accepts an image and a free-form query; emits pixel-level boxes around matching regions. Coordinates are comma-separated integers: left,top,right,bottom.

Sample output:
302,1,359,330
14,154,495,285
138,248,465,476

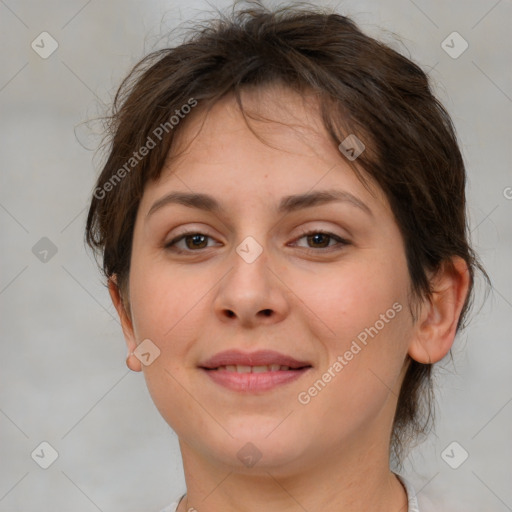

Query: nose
212,240,290,328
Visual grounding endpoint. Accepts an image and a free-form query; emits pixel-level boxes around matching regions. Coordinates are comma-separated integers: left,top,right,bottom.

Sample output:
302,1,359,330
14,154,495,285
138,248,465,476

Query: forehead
139,85,388,216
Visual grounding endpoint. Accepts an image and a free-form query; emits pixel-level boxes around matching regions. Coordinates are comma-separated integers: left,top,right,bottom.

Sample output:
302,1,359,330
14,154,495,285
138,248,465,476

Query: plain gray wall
1,1,511,511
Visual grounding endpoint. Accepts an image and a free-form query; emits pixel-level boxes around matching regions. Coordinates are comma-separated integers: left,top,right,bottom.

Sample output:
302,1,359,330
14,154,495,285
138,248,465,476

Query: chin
206,426,308,472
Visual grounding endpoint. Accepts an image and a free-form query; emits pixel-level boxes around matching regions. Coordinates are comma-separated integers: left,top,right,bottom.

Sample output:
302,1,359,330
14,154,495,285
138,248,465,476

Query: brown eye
306,233,331,248
165,232,217,253
293,230,349,252
183,234,209,249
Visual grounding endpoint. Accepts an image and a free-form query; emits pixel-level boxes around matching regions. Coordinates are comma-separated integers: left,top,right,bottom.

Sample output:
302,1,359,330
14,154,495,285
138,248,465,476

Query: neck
176,438,408,512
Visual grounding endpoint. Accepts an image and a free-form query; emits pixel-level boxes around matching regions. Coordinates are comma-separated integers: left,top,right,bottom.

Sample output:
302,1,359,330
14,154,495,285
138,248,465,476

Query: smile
201,365,312,392
211,364,298,372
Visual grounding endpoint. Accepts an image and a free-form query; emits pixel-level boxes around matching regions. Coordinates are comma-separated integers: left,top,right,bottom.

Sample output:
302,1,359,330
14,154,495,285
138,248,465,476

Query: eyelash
164,229,349,255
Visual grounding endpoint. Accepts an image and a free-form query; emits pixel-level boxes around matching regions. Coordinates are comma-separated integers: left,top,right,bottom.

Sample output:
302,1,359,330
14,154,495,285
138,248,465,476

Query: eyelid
163,223,219,244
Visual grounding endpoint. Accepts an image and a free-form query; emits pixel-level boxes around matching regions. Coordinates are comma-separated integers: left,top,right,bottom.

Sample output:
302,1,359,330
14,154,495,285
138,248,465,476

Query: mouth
199,349,312,369
198,350,313,392
205,364,310,373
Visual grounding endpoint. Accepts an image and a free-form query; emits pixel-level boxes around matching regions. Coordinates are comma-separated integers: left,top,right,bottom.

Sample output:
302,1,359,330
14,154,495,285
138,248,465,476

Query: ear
108,276,142,372
408,257,470,364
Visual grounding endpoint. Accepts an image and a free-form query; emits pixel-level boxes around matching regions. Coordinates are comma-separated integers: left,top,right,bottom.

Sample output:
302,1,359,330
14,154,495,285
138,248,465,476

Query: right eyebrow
146,192,223,219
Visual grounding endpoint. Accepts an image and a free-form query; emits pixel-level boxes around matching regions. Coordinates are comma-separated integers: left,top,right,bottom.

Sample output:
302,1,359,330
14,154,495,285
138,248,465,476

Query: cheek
289,253,409,347
291,251,412,412
128,259,188,344
128,257,219,360
296,276,411,442
127,263,205,430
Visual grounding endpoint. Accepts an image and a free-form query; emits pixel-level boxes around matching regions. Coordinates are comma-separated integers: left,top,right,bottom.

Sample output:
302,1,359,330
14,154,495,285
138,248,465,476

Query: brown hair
85,0,488,468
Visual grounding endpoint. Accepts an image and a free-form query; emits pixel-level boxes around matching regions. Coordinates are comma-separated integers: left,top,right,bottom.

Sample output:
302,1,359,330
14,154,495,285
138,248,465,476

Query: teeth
216,364,293,372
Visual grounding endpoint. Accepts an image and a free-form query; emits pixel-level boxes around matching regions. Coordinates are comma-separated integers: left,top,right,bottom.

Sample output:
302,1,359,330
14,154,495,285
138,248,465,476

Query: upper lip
199,350,312,369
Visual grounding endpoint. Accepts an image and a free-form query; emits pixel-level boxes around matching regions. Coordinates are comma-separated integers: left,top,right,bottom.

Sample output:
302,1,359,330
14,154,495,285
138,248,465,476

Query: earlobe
408,257,470,364
108,276,142,372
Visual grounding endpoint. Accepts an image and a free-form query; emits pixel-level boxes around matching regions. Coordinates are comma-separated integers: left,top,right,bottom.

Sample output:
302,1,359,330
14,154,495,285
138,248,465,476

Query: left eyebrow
146,189,373,219
277,189,372,217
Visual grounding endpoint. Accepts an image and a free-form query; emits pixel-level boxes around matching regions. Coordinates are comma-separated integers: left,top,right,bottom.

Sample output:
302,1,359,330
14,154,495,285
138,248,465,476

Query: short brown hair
85,1,488,468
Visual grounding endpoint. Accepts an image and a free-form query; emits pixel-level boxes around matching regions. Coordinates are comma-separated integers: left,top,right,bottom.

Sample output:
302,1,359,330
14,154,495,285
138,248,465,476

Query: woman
85,2,486,510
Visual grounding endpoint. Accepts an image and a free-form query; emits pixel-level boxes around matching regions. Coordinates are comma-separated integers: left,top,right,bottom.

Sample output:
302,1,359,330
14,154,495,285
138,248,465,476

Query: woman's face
122,86,416,473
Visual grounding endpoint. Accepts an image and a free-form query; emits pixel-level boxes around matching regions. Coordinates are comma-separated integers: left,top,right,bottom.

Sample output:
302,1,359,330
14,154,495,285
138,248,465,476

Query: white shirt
158,473,433,512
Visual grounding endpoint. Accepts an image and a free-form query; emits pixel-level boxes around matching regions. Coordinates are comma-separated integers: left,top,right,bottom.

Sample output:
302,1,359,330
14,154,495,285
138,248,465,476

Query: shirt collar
395,473,421,512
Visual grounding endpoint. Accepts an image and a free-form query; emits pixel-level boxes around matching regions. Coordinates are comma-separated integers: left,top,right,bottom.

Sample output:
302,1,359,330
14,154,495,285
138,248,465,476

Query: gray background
0,0,511,510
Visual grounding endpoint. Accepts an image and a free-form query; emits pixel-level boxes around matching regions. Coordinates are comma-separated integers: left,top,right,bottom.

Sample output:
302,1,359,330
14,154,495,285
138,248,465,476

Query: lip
199,349,313,393
199,349,312,369
202,367,311,392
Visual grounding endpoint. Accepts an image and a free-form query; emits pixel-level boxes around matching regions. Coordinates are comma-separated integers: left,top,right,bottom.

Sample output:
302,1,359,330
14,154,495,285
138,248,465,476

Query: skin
109,84,470,512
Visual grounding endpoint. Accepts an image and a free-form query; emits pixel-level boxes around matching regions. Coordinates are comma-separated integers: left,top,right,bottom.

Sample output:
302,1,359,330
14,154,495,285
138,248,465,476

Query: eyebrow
146,189,373,219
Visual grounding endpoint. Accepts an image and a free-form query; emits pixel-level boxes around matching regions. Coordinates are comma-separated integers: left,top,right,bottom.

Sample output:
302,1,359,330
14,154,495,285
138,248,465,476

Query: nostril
261,309,272,316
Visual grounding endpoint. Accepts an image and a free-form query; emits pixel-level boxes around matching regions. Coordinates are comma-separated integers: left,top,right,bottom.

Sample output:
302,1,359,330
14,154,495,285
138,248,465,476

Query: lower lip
201,367,311,392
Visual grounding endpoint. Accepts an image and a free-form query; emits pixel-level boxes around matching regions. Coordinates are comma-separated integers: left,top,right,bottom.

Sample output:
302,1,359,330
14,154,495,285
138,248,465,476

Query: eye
292,230,349,252
164,229,349,255
164,232,220,253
